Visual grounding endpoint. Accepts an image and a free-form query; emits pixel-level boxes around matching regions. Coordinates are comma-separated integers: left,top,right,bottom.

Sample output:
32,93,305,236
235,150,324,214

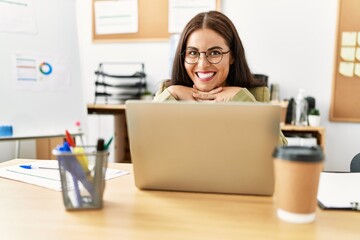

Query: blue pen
20,165,58,170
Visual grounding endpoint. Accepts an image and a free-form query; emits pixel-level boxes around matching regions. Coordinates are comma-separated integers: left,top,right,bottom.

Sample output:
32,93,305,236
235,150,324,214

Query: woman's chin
194,84,214,92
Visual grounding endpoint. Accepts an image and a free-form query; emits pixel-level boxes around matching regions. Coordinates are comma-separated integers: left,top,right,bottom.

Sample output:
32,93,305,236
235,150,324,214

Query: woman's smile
196,71,216,81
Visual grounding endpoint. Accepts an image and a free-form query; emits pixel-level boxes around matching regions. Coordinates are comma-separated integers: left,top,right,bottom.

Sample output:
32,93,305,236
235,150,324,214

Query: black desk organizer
94,62,147,104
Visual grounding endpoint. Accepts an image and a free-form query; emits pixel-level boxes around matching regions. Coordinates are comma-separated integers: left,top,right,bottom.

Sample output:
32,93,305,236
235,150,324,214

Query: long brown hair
170,11,262,88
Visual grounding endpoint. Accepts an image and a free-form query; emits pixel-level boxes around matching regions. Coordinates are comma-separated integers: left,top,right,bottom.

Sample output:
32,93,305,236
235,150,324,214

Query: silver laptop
125,100,280,196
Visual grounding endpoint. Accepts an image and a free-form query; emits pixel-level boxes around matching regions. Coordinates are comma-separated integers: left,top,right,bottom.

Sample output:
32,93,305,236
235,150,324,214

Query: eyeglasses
181,48,230,64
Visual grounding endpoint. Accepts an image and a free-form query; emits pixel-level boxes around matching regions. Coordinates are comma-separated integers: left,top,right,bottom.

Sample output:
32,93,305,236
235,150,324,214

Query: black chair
252,74,268,87
350,153,360,172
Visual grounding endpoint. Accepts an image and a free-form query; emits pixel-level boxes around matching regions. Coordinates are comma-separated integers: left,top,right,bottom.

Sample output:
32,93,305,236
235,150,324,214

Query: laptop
125,100,280,196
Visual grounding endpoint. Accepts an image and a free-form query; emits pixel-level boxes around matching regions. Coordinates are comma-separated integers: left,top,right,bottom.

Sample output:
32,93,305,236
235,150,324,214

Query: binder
317,172,360,210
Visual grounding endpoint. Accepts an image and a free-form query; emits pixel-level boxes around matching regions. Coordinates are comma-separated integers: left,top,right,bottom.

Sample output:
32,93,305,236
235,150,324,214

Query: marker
20,165,58,170
104,136,113,150
97,138,105,151
73,146,91,179
65,130,76,147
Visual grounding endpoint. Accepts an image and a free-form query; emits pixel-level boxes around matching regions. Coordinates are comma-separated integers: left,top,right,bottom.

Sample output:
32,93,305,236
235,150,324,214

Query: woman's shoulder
247,86,270,102
230,86,270,103
231,88,257,102
153,80,176,101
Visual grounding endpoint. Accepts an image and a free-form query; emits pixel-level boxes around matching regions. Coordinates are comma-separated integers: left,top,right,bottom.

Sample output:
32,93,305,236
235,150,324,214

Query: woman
154,11,287,145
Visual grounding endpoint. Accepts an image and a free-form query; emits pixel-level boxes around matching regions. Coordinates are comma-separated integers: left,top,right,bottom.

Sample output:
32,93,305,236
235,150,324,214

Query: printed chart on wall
0,0,86,137
330,0,360,122
13,54,70,91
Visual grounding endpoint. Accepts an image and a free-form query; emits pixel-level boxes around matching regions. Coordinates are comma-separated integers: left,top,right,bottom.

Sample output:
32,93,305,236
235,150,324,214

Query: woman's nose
197,53,210,67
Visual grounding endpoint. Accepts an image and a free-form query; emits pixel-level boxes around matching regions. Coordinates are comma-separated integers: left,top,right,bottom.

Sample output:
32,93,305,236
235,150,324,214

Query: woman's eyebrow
207,46,224,50
186,46,199,50
186,46,224,51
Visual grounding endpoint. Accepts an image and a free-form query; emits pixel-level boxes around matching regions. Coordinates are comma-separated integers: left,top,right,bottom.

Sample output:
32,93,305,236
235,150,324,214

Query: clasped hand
168,85,241,102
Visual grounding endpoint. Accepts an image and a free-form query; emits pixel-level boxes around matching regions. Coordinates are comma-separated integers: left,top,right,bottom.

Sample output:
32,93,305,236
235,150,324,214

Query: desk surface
0,131,83,141
87,103,126,114
280,125,325,132
1,159,359,239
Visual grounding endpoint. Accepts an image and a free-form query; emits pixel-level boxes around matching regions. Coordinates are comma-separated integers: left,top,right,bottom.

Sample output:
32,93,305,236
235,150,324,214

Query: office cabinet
281,125,325,149
36,137,63,160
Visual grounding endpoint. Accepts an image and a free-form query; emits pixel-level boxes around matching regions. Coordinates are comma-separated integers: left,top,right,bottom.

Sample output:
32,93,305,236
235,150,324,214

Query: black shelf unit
94,62,147,104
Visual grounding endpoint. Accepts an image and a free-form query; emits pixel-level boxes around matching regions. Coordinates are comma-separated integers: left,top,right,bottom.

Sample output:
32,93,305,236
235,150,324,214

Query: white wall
2,0,359,171
221,0,358,171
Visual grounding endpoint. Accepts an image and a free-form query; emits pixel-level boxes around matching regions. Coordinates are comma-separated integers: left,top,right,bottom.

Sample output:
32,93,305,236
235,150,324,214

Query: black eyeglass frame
181,49,231,64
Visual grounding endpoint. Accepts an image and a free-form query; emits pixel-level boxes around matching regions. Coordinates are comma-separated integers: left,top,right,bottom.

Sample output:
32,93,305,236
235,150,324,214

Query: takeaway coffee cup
273,146,324,223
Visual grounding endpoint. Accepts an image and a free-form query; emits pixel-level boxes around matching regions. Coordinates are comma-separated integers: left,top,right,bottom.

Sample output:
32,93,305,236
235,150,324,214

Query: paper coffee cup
273,146,323,223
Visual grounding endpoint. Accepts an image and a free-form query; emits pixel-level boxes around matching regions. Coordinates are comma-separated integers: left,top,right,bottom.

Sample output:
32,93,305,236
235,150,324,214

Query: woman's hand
167,85,196,100
193,86,242,102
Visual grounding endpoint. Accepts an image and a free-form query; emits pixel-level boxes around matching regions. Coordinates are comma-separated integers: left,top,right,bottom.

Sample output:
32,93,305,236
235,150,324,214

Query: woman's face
184,28,233,92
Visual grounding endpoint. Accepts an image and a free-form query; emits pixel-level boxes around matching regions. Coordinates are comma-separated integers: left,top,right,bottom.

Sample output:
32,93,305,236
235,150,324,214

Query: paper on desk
317,172,360,209
0,160,129,191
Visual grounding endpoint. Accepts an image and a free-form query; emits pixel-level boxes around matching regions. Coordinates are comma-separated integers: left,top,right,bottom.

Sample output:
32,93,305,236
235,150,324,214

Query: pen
20,165,58,170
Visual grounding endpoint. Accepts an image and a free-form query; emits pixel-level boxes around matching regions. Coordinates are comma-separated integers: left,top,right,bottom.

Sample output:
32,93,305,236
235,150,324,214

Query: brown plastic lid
273,146,323,162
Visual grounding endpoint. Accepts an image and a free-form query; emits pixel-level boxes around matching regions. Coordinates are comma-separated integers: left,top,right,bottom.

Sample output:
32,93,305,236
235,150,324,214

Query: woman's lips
196,72,216,81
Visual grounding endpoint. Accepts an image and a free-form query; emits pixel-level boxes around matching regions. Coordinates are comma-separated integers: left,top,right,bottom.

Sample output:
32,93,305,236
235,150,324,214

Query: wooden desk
1,159,359,240
0,132,82,159
87,104,130,163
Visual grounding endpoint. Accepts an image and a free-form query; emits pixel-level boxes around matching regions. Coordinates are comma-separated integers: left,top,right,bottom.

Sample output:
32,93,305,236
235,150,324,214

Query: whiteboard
0,0,86,137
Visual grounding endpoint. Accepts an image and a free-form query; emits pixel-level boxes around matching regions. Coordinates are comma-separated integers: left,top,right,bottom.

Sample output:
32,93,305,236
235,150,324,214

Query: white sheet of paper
168,0,216,33
94,0,138,34
318,172,360,209
341,32,357,46
340,47,356,61
354,63,360,77
0,0,37,34
339,61,354,77
13,54,71,91
0,160,129,191
355,47,360,61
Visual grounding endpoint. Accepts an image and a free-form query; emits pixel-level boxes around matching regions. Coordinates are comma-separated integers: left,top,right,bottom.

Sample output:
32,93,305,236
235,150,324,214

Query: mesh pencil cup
52,147,109,210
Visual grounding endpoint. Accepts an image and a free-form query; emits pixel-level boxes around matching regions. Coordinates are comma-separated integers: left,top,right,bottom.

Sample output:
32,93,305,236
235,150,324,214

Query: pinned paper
354,63,360,77
339,61,354,77
355,47,360,61
341,32,357,46
340,47,356,61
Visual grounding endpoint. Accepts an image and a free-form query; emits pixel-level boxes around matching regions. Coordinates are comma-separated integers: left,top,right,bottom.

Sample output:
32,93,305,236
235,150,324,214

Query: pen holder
52,147,109,211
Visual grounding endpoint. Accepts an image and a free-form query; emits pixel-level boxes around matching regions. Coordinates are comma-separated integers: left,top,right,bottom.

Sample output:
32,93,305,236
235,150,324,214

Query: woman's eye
209,50,222,56
187,50,199,57
188,51,198,56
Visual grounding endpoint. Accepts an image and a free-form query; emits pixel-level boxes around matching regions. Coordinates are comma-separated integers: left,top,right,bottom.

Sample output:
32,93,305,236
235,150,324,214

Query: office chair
252,74,268,87
350,153,360,172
